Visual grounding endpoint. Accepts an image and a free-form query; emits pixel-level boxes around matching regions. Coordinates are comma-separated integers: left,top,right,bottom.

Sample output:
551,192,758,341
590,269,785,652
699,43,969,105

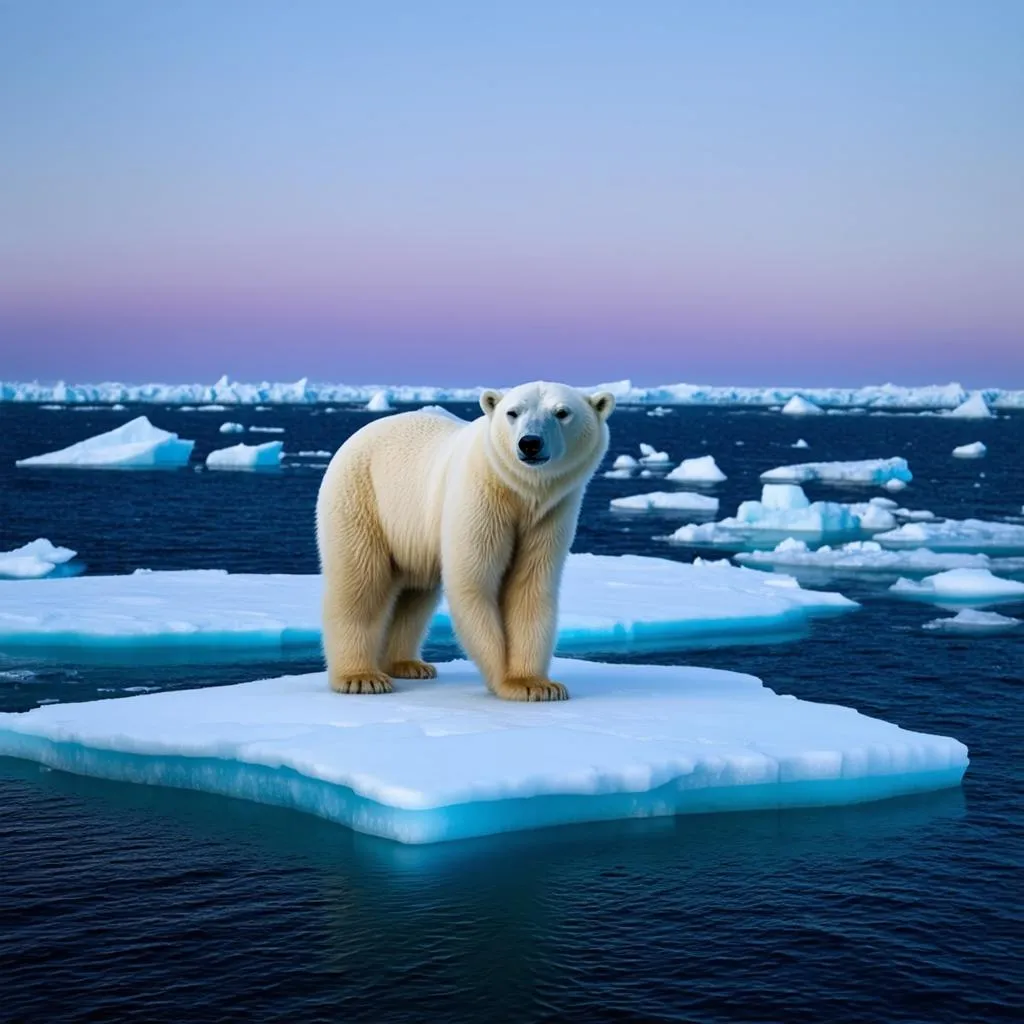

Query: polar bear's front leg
498,497,579,702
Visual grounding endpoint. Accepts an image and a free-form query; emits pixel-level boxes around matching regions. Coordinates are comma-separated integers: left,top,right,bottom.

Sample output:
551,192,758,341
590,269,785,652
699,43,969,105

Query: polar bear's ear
480,390,503,417
588,391,616,422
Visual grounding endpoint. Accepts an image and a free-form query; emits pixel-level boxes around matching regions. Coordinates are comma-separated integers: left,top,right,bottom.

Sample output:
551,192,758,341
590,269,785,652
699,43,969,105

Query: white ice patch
0,539,78,580
219,422,244,434
792,439,810,449
875,519,1024,555
890,569,1024,607
610,491,720,514
952,442,986,459
761,458,912,487
296,450,332,458
366,390,394,412
781,395,824,416
15,416,194,469
922,609,1021,634
638,443,671,465
612,454,639,470
947,393,994,419
249,426,284,434
0,657,968,844
0,554,855,655
665,455,727,484
205,442,284,470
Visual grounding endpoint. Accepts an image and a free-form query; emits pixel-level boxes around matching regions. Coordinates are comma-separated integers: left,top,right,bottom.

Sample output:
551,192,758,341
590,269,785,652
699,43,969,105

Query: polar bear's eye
506,410,519,421
554,408,570,421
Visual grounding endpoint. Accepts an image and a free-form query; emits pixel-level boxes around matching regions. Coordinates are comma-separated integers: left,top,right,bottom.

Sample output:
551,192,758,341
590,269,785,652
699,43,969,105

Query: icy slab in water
219,421,244,434
875,519,1024,555
735,539,1024,578
947,393,993,419
781,395,824,416
610,491,719,514
665,455,727,484
922,609,1021,634
0,539,77,580
0,554,855,655
366,390,394,412
761,458,912,487
952,442,986,459
890,569,1024,607
638,443,670,465
15,416,194,469
0,657,968,844
205,441,284,470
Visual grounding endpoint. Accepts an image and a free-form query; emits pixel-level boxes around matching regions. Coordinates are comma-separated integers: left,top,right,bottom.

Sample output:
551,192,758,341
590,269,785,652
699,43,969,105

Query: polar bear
316,381,615,701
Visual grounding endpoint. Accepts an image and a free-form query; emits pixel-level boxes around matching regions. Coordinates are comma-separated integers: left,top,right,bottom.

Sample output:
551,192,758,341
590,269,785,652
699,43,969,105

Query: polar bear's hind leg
383,585,441,679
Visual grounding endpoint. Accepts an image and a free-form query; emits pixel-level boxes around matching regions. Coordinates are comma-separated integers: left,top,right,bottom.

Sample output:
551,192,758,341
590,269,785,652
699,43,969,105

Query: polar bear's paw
330,670,394,694
387,659,438,680
495,677,570,702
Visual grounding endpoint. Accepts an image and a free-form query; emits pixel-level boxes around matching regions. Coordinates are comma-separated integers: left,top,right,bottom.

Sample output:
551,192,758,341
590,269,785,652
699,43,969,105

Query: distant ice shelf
0,657,968,844
0,554,856,656
3,375,1022,410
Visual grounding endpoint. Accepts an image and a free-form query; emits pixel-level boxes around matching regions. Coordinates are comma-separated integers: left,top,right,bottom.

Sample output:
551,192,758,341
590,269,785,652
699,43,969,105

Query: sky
1,0,1022,387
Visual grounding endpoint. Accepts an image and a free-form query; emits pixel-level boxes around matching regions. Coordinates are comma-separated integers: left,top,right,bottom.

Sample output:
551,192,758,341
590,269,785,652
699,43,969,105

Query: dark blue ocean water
1,403,1021,1024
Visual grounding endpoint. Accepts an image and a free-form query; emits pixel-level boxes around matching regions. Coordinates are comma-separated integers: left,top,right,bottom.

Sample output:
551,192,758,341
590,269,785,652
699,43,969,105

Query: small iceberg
249,426,284,434
205,442,284,471
296,450,332,458
952,442,986,459
366,390,394,412
15,416,194,469
646,406,672,417
611,454,639,470
665,455,727,485
875,519,1024,555
0,539,78,580
610,491,720,514
761,457,912,487
638,443,670,465
781,395,824,416
792,439,810,449
219,422,245,434
0,656,968,844
890,568,1024,607
948,393,993,419
922,609,1021,634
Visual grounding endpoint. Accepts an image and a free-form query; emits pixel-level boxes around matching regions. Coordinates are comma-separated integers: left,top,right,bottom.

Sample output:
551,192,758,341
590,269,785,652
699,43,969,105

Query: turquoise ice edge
0,735,966,845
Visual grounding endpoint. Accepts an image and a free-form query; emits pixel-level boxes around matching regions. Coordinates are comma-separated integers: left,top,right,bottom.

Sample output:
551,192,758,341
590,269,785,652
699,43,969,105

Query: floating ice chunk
875,519,1024,555
610,491,720,514
0,539,78,580
0,656,967,844
890,568,1024,606
205,442,283,470
40,404,63,410
638,443,670,465
735,539,1024,577
612,454,639,470
110,403,126,411
249,426,284,434
15,416,194,469
952,442,986,459
781,395,824,416
296,450,332,458
884,479,908,492
922,609,1021,634
366,390,394,412
196,404,229,412
665,455,727,484
0,554,855,656
646,406,672,417
219,422,245,434
948,393,993,419
792,438,810,449
762,457,912,487
603,469,634,479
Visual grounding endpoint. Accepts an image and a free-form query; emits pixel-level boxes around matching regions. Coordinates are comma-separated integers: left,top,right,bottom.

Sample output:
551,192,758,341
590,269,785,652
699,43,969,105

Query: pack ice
0,657,968,844
875,520,1024,555
889,569,1024,607
0,554,855,655
761,458,912,487
15,416,194,469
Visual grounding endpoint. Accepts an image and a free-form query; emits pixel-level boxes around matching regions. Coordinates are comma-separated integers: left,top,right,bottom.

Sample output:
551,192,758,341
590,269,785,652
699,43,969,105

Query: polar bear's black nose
518,435,544,458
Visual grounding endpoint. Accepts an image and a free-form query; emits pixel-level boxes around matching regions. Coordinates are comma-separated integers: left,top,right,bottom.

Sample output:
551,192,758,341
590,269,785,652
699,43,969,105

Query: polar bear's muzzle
516,435,549,465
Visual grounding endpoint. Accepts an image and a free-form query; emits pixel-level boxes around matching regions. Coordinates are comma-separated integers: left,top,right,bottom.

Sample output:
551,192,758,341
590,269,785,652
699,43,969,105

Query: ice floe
15,416,194,469
761,458,912,487
665,456,727,485
875,519,1024,555
366,390,394,412
952,442,986,459
922,609,1021,634
947,393,994,419
889,569,1024,607
205,442,284,470
0,539,78,580
219,422,245,434
610,491,720,514
781,395,824,416
0,656,967,844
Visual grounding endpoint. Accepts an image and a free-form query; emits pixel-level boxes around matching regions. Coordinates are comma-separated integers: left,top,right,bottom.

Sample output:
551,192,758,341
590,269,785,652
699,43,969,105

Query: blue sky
1,0,1021,385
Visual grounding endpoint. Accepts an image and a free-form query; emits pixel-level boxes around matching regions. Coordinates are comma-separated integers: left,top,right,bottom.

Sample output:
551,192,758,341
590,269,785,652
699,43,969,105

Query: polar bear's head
479,381,615,490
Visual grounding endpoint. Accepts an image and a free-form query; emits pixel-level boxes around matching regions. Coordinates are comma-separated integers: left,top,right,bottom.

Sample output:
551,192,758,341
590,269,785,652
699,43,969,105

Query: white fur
316,382,614,700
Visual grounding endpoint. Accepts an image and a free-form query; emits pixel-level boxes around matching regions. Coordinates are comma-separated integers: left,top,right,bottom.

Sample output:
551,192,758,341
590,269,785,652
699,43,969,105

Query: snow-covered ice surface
366,390,393,412
665,455,727,484
947,393,994,419
0,554,855,656
205,442,284,470
889,569,1024,607
952,442,987,459
14,416,194,469
610,491,720,514
875,519,1024,555
4,375,1021,409
0,539,78,580
922,609,1021,634
761,458,912,487
735,539,1024,579
0,656,968,844
781,395,824,416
